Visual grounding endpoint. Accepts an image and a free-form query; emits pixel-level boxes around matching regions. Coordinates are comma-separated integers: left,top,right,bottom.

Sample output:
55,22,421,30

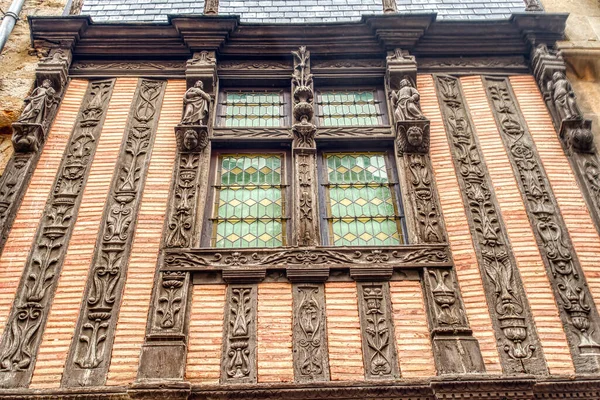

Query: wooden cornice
29,12,567,61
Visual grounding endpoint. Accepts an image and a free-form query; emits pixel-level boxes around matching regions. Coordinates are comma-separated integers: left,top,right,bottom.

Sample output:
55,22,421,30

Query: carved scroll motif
357,283,399,379
292,284,329,382
434,75,548,375
222,285,257,384
62,79,166,387
154,271,189,333
0,80,114,388
291,46,320,246
484,76,600,373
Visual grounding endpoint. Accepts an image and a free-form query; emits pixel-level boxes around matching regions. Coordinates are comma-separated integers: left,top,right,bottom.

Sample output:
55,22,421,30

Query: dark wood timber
0,79,115,388
62,79,166,387
483,75,600,374
434,74,548,375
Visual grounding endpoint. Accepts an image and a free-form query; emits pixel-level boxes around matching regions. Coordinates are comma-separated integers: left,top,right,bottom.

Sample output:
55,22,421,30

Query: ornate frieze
531,44,600,243
62,79,166,387
484,76,600,373
292,284,330,382
162,245,452,273
434,75,548,375
221,285,258,384
0,79,114,388
356,283,399,380
291,46,320,247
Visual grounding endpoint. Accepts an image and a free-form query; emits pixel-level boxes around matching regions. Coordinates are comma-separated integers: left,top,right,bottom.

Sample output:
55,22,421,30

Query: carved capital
386,48,417,90
186,51,217,92
36,47,72,94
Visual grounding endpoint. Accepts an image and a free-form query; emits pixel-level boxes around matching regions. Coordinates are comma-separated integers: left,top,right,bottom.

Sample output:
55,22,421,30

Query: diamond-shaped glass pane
214,154,285,248
222,92,285,127
325,153,402,246
318,91,381,126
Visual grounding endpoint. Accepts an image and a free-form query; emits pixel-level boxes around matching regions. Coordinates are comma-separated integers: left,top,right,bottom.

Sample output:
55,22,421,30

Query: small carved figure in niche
17,79,56,125
390,79,426,122
406,126,424,147
181,80,211,125
549,71,581,121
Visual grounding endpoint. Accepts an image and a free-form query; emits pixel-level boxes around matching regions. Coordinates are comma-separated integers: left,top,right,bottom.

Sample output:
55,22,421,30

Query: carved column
531,44,600,248
291,46,320,247
0,79,115,388
433,74,548,375
483,75,600,374
0,47,72,256
62,79,166,387
386,51,486,374
133,53,215,395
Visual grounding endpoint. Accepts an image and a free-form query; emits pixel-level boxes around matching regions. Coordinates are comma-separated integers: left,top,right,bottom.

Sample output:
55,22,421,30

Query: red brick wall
31,78,138,387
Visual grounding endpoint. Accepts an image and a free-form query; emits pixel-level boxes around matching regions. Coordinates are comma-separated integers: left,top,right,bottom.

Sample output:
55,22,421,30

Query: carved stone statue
391,79,426,122
181,80,211,125
17,79,56,125
549,71,581,121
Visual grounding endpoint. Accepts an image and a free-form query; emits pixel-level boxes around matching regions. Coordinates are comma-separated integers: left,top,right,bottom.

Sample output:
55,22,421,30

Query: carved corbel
292,46,320,246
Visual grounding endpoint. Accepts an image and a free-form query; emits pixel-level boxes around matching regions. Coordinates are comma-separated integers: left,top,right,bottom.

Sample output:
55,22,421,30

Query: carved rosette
484,76,600,373
435,75,548,375
356,283,399,379
292,46,320,246
0,80,114,388
222,285,257,384
62,79,166,387
292,284,329,382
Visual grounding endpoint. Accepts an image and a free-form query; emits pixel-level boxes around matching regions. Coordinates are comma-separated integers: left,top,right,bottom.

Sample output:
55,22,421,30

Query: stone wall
0,0,67,173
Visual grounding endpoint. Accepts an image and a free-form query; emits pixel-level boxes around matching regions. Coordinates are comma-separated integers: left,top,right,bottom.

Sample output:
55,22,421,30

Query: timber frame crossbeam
161,244,451,282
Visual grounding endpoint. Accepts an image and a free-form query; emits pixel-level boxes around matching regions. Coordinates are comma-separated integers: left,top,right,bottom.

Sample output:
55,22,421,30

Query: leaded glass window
211,153,287,248
219,91,286,127
322,152,404,246
317,90,384,126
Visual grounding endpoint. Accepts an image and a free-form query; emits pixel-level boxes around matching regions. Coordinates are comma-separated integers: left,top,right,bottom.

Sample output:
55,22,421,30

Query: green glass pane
318,90,380,126
223,92,283,127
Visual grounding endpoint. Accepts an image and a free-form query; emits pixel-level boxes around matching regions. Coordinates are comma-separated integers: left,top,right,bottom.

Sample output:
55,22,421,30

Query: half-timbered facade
1,0,600,398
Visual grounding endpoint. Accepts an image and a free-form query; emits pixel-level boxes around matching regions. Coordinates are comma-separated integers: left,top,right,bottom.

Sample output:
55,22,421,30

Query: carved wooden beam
0,47,72,257
62,79,167,387
0,79,115,388
135,54,216,388
530,44,600,251
483,75,600,374
434,74,548,375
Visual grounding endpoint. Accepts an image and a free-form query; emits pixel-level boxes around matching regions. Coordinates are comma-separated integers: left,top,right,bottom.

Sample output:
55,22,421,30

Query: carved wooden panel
62,79,166,387
221,284,258,384
434,74,548,375
356,282,400,380
0,79,115,388
483,76,600,374
292,284,330,382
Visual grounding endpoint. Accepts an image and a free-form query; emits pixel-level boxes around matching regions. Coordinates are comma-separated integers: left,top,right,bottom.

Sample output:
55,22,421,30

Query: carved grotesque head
407,126,424,147
183,129,199,151
571,127,594,153
552,71,566,83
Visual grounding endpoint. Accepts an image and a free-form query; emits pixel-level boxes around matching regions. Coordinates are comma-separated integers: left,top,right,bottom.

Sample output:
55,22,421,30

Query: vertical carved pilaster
434,74,548,375
0,47,72,256
531,45,600,247
134,56,215,392
484,76,600,373
356,282,399,380
221,284,258,384
292,284,330,382
292,46,320,246
62,79,166,387
0,79,114,388
386,51,485,374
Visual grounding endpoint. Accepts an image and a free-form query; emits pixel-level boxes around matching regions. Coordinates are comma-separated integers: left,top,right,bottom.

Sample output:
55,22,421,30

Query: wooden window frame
316,147,408,247
201,148,293,248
